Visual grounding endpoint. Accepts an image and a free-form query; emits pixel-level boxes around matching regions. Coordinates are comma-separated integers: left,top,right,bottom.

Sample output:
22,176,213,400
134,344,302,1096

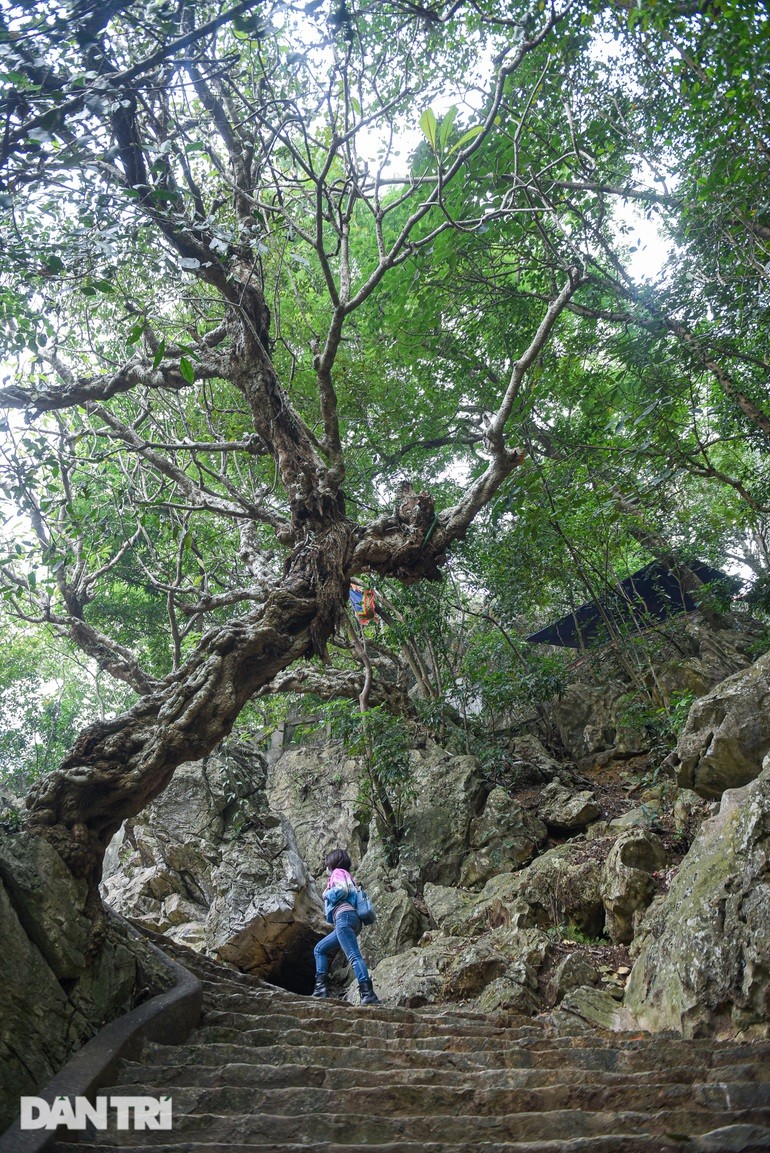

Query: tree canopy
0,0,768,884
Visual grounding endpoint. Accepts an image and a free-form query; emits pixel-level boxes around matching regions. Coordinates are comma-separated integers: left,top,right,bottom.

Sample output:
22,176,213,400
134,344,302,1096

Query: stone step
46,1104,770,1146
86,1078,770,1119
200,984,503,1026
185,1023,769,1070
200,994,525,1023
197,1006,536,1040
49,934,770,1153
49,1136,728,1153
190,1022,524,1052
140,1038,770,1078
186,995,769,1064
199,996,539,1038
116,1057,716,1092
199,976,490,1008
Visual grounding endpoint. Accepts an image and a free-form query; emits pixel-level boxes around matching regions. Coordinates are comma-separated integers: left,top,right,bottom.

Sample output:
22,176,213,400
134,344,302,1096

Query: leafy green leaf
447,125,484,155
419,108,438,151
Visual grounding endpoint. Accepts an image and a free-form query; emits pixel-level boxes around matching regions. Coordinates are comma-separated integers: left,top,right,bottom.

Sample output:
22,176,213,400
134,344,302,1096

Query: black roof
525,561,739,649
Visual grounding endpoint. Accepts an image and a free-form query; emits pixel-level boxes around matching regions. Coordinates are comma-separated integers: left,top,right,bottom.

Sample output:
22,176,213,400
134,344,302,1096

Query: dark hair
324,848,352,872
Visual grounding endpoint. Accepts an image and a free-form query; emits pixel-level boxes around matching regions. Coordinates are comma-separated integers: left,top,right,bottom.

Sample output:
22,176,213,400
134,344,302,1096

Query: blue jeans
314,910,370,984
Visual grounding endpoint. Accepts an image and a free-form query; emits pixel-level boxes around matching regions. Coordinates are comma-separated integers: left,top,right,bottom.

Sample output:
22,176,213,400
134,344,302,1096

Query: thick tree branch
46,608,158,696
260,664,413,716
0,357,208,414
25,575,320,883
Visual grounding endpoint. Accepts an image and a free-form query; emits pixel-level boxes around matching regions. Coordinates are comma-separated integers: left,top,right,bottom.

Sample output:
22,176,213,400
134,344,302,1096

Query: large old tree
1,0,768,887
0,0,578,883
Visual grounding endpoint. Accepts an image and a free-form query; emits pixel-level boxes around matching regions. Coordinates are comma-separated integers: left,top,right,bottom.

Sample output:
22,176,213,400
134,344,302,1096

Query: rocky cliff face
97,614,770,1040
667,647,770,798
0,834,168,1130
99,732,650,1018
102,741,324,993
625,758,770,1039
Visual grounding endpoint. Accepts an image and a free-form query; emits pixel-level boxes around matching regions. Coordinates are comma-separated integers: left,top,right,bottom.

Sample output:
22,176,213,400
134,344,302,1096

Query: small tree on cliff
0,0,586,887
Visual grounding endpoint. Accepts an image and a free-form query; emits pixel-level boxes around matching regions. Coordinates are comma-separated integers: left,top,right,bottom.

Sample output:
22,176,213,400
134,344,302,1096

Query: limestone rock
105,737,486,988
553,985,640,1033
551,684,646,762
360,938,450,1007
607,802,662,833
0,876,83,1128
266,743,367,868
538,780,601,832
163,893,208,927
0,833,90,978
656,615,765,701
473,976,540,1016
269,739,484,889
625,760,770,1037
422,882,477,935
346,853,427,969
601,827,668,945
334,741,487,965
668,649,770,799
66,918,142,1028
464,843,605,939
393,741,485,886
367,926,552,1012
673,788,712,839
103,741,324,990
459,787,547,887
546,951,600,1005
507,735,565,785
550,616,762,766
0,835,161,1131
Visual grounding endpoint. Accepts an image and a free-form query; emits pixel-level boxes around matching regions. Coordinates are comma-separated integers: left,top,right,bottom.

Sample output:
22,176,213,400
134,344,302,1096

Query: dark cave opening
261,925,324,995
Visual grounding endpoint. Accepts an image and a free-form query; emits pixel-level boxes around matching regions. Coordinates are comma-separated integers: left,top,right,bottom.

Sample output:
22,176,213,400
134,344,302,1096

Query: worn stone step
198,1006,534,1041
117,1057,712,1092
200,993,523,1023
139,1038,769,1079
191,1022,524,1051
49,1136,723,1153
200,985,504,1026
200,977,500,1014
183,1024,767,1073
46,1105,770,1146
192,983,770,1060
705,1061,770,1082
186,998,763,1062
86,1078,770,1120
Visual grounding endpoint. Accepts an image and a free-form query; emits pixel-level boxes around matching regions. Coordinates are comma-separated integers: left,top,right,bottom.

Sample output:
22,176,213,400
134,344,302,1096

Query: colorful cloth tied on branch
349,582,377,626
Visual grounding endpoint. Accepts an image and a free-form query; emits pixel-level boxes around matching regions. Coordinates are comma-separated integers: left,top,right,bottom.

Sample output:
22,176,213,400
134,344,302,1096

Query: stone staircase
52,940,770,1153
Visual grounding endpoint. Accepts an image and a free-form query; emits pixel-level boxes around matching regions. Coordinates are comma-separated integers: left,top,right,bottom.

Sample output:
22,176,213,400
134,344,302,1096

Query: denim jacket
323,867,357,924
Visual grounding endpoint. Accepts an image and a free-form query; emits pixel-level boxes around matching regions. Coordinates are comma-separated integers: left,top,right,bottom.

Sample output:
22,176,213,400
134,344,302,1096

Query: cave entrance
260,924,324,995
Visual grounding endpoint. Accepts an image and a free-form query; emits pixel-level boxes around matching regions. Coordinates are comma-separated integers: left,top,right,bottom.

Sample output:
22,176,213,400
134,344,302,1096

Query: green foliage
618,688,696,773
322,700,416,858
0,799,23,833
551,924,608,947
0,628,134,794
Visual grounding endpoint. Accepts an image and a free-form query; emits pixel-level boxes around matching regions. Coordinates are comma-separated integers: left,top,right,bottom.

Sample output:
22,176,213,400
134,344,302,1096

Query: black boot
358,978,380,1006
311,974,329,998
